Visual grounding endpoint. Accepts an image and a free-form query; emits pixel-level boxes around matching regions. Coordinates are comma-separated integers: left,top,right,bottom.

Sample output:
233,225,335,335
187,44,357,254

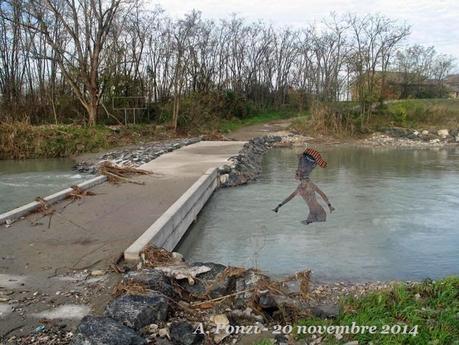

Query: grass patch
0,122,173,159
380,99,459,129
290,102,360,138
296,276,459,345
219,111,304,133
291,99,459,138
1,110,304,159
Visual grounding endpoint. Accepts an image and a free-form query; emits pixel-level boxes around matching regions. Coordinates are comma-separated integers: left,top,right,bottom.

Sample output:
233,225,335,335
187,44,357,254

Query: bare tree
347,14,409,119
23,0,122,125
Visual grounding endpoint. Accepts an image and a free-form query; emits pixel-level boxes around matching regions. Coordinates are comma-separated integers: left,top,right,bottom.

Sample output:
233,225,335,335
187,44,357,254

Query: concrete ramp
0,141,245,275
139,141,245,176
125,141,247,260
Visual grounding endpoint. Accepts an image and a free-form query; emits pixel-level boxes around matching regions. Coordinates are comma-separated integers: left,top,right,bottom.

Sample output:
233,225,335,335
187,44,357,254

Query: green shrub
297,277,459,345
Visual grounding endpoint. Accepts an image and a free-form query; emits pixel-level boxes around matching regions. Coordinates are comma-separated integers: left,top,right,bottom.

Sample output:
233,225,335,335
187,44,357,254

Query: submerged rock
170,320,205,345
105,293,169,330
71,316,146,345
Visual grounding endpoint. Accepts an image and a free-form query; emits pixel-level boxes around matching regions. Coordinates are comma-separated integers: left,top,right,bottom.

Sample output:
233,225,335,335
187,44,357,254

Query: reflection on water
177,146,459,281
0,159,91,213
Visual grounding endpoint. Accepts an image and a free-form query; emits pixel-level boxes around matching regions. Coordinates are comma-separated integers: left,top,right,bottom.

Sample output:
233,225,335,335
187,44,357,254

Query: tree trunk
87,100,98,126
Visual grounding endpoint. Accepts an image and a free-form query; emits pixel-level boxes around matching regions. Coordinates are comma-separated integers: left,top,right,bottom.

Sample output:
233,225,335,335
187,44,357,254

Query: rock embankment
74,137,201,174
218,135,282,187
363,127,459,147
68,248,315,345
67,247,395,345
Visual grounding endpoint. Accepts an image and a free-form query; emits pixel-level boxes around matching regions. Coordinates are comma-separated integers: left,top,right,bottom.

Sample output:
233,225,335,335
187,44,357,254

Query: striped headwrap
304,148,327,168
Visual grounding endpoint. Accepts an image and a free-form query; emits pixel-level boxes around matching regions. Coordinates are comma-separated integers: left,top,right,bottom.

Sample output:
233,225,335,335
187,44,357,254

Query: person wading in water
272,148,334,224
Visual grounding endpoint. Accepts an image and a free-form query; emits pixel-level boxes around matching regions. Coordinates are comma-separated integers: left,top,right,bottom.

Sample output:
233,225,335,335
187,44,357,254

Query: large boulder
178,262,229,297
123,269,175,298
437,129,449,138
71,316,146,345
170,320,205,345
105,293,169,330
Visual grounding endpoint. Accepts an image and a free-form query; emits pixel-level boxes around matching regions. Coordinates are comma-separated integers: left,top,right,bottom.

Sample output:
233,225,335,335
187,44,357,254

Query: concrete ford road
0,140,246,336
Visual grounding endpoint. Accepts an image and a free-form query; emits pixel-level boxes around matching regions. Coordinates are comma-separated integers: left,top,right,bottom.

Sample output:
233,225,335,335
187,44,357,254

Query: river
177,146,459,281
0,159,92,213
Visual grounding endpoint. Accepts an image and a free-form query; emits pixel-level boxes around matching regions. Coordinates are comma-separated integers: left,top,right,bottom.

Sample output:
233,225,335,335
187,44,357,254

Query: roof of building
445,74,459,92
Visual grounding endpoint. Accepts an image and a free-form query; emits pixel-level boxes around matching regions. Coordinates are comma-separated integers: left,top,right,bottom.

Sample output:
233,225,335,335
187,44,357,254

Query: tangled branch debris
34,197,54,215
68,185,96,200
97,161,152,184
141,246,176,266
31,197,55,228
127,246,312,325
113,281,148,298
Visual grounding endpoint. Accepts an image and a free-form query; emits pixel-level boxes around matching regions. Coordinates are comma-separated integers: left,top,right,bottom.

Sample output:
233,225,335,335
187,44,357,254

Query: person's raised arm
273,187,298,213
312,182,335,213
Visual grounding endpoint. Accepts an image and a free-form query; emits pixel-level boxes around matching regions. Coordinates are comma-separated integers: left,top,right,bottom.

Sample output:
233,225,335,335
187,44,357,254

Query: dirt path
227,118,294,141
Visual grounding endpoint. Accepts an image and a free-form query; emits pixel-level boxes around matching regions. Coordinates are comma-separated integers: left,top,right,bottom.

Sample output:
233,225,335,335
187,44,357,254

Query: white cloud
149,0,459,70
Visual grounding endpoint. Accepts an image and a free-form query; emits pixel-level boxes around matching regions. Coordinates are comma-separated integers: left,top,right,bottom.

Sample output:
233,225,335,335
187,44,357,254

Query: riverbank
5,246,457,345
0,111,296,161
0,122,180,160
1,123,458,344
2,101,458,160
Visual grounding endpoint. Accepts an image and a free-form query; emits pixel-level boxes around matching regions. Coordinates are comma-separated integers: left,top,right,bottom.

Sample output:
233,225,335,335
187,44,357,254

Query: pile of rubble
362,127,459,147
68,247,343,345
74,138,201,174
3,247,398,345
218,136,282,187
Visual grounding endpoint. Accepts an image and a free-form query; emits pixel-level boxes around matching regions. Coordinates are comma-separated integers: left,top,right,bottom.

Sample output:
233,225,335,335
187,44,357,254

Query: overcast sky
149,0,459,71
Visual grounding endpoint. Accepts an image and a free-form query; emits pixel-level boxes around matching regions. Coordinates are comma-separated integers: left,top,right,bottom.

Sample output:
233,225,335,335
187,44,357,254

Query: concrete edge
0,175,107,225
124,167,219,261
